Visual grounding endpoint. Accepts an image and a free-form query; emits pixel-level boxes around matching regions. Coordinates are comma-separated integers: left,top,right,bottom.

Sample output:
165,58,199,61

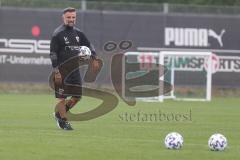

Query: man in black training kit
50,7,99,130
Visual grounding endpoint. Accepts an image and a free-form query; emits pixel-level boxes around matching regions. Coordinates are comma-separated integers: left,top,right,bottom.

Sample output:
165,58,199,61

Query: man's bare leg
65,97,81,112
55,99,67,119
54,99,73,130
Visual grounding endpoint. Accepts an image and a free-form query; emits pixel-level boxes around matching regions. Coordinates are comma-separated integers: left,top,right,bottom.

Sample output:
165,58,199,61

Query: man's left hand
90,58,101,73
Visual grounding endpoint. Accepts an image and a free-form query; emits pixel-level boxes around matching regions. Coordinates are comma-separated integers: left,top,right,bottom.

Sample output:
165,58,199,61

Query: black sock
55,112,61,118
65,104,73,112
62,117,67,121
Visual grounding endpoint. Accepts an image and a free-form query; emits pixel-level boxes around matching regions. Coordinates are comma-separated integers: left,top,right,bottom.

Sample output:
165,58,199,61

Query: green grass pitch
0,93,239,160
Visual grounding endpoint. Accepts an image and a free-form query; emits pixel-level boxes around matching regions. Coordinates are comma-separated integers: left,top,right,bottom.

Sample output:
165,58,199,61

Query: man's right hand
54,69,62,86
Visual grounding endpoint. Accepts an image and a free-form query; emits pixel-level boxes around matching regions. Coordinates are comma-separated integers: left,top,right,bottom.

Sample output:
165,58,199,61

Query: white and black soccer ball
164,132,184,149
78,46,92,60
208,133,227,151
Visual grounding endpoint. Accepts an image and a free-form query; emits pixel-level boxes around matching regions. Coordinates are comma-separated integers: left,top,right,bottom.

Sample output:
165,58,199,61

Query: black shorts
55,70,82,99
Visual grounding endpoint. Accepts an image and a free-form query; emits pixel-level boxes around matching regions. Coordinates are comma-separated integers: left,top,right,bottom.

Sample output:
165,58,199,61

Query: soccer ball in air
78,46,91,59
208,133,227,151
164,132,184,149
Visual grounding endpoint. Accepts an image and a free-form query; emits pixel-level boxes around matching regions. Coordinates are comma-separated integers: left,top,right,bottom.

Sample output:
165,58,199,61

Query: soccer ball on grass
208,133,227,151
164,132,183,149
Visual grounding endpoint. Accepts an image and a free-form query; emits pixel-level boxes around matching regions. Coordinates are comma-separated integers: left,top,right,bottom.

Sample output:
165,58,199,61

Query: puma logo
208,29,225,47
165,27,226,48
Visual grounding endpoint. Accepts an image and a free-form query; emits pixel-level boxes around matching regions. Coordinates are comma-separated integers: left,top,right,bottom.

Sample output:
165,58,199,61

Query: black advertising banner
0,8,59,82
0,7,240,87
163,14,240,51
